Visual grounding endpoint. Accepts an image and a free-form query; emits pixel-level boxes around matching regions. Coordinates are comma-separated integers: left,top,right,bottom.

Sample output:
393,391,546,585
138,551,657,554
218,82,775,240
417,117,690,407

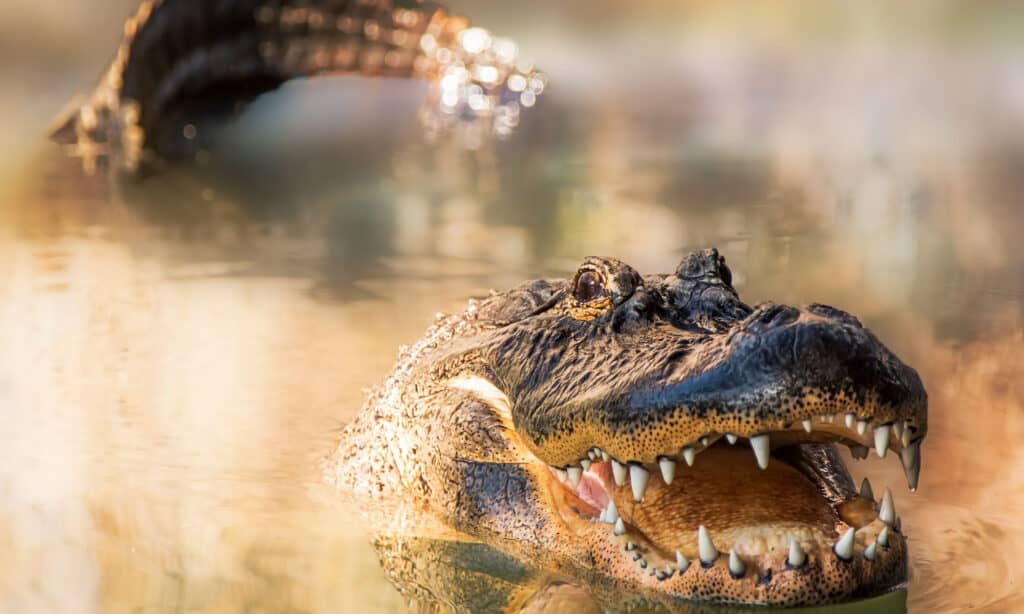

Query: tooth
833,527,855,560
901,441,920,491
874,425,891,458
892,421,905,441
676,550,690,573
625,542,636,551
801,419,813,433
878,526,890,547
600,450,610,461
580,459,592,471
750,434,770,469
857,420,869,435
824,413,836,424
728,550,745,577
860,478,875,501
700,436,709,447
605,500,619,524
629,464,650,501
901,427,911,448
845,413,856,428
698,526,719,565
639,559,647,569
554,468,568,483
612,460,628,486
725,433,738,445
659,457,677,484
787,540,806,568
567,466,582,486
879,488,896,525
864,541,877,560
587,449,597,461
682,446,696,467
851,445,869,460
614,518,626,536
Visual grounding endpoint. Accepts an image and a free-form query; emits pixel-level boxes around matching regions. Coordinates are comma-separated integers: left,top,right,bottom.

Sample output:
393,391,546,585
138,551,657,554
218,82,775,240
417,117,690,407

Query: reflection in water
3,2,1024,613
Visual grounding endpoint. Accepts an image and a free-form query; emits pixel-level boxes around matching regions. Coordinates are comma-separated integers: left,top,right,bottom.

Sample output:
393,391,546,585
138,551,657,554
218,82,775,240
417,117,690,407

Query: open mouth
543,411,922,602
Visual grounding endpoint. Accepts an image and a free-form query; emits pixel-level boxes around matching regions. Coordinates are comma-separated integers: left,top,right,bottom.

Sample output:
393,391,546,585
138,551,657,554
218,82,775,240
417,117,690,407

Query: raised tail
50,0,465,167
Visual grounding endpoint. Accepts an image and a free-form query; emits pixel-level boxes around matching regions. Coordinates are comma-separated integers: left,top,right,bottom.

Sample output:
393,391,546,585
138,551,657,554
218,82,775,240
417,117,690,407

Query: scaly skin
50,0,492,168
327,250,926,608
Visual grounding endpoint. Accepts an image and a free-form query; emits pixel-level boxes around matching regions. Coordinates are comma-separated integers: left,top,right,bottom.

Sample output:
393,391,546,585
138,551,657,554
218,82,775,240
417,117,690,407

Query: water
2,2,1024,613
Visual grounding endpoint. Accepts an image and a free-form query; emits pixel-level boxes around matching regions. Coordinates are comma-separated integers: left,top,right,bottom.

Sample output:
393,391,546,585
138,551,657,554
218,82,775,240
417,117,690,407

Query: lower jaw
549,444,908,606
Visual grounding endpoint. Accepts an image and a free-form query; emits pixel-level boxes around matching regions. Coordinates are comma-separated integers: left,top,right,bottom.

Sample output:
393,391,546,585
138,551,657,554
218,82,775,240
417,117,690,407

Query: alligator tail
50,0,456,165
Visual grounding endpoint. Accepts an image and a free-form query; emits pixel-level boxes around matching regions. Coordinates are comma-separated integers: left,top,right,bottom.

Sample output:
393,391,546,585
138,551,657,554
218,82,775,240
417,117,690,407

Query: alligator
327,250,927,609
51,0,543,171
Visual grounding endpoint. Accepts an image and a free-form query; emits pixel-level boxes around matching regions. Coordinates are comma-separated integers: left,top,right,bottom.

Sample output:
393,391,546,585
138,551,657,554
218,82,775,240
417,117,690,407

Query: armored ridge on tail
50,0,544,171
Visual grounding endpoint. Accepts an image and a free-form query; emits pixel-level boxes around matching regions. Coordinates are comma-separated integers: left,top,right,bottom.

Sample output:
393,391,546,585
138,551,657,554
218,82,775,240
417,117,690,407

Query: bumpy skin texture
328,249,927,608
52,0,448,162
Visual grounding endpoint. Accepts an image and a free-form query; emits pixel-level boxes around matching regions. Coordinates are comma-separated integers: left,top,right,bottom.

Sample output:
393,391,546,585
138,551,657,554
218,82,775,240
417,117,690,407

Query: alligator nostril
749,304,800,331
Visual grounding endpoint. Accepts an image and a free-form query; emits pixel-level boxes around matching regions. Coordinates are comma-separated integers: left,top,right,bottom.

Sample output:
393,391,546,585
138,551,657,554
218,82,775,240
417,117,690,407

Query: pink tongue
573,468,611,510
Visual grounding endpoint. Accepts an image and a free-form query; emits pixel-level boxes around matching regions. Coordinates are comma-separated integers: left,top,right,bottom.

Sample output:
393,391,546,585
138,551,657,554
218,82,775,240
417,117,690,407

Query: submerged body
328,250,927,608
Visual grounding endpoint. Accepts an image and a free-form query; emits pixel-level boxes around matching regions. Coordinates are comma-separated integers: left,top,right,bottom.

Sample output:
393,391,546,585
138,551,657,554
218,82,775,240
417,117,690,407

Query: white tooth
554,468,568,483
892,421,905,441
834,527,855,560
901,427,911,448
700,437,709,447
801,419,813,433
824,413,836,424
851,445,869,460
600,450,610,461
725,433,738,445
567,466,582,486
864,541,877,560
878,526,890,546
728,550,745,577
580,459,592,471
874,425,891,458
698,526,719,565
614,518,626,536
845,413,856,428
682,446,696,467
598,507,607,523
857,420,869,436
901,441,920,492
860,478,875,501
612,460,628,486
676,551,690,573
787,540,806,568
605,500,619,524
587,450,596,461
630,464,650,501
879,488,896,525
750,434,770,470
659,457,677,485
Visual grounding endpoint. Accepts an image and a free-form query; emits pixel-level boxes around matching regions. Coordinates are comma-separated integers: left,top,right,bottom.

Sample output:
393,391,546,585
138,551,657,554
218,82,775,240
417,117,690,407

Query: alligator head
328,249,927,608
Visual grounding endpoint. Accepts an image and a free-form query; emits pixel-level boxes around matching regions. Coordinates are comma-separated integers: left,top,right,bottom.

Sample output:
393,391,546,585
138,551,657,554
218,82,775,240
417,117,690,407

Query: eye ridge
573,270,604,302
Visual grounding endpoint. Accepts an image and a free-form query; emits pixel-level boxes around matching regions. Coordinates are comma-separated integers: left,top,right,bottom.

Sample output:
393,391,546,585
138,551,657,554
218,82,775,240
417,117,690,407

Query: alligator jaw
541,410,920,605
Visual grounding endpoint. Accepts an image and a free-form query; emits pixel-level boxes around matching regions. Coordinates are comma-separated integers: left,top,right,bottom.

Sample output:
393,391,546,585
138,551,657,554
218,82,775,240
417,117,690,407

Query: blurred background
1,1,1023,612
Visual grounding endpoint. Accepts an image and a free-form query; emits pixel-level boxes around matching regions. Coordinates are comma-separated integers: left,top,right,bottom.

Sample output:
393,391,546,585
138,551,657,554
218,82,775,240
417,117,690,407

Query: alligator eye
574,271,603,302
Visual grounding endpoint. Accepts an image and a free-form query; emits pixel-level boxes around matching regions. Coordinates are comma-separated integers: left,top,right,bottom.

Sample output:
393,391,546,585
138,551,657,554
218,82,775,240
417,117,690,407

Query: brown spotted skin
328,250,925,608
